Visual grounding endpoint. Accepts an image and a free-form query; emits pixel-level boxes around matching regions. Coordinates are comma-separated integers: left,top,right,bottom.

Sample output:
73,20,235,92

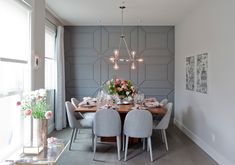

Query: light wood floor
51,123,218,165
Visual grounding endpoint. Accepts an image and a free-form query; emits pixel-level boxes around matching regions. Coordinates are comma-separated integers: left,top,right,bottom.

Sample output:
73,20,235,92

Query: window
0,0,31,160
45,25,56,90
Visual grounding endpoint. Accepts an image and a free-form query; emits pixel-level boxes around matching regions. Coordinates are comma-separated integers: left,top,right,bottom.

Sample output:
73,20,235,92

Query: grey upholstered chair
71,97,95,119
65,101,94,151
123,110,153,162
93,109,121,160
160,98,168,107
153,102,173,151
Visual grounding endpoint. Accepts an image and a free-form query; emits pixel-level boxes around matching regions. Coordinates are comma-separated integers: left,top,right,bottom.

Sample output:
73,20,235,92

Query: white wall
175,0,235,164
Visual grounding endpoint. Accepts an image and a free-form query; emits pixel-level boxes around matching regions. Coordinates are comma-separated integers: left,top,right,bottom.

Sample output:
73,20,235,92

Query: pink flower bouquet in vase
17,89,52,154
106,78,136,104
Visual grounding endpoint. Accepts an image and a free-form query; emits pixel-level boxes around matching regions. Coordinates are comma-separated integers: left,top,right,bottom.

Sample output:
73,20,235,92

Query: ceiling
46,0,203,26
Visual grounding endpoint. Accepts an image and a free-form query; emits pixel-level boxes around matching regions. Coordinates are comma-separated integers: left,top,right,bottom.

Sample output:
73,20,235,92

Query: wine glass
140,93,145,107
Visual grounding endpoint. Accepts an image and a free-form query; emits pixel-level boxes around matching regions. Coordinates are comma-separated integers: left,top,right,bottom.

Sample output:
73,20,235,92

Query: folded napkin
145,97,157,102
144,101,160,108
83,97,92,101
79,100,96,107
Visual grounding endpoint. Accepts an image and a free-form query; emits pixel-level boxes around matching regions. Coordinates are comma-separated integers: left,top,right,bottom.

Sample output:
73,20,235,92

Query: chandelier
109,5,143,70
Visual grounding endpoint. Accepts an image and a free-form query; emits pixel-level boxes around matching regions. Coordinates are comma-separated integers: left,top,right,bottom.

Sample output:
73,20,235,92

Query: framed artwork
196,53,208,94
186,56,195,91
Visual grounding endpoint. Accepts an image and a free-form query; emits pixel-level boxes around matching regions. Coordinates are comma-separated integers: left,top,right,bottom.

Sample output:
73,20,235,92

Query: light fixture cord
121,6,124,36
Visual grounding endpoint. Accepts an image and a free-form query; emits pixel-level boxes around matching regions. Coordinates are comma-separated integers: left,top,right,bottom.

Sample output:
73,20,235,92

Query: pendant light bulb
114,49,119,58
131,62,136,70
131,51,136,58
109,57,115,63
114,63,119,70
137,58,144,62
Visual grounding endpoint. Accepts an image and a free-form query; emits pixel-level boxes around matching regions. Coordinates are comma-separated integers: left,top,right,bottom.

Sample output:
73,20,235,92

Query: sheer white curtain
55,26,66,130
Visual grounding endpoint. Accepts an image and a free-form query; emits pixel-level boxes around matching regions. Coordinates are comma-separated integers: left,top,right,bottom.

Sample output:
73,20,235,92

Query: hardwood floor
50,123,218,165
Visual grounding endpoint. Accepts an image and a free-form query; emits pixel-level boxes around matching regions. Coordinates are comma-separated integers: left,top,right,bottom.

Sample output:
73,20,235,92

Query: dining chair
65,101,94,151
153,102,173,151
93,109,121,160
123,109,153,162
71,97,95,119
160,98,168,107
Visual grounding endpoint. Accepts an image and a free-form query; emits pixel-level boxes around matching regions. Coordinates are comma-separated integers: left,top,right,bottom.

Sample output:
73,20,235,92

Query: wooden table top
75,104,166,115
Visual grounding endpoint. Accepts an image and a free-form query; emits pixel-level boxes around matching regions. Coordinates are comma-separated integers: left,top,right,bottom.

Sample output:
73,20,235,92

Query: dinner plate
131,107,148,110
117,101,130,105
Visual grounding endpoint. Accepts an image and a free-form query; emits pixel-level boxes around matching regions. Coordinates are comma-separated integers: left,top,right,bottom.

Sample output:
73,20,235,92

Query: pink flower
24,109,32,116
45,111,53,119
16,101,21,106
121,80,127,85
122,85,127,90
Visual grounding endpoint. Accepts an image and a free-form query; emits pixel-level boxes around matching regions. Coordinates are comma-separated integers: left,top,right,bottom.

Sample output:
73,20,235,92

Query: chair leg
163,130,168,151
69,128,75,151
146,138,150,151
124,136,129,161
92,127,94,151
93,136,97,160
122,134,125,151
148,137,153,162
142,138,145,150
116,136,121,160
74,129,79,142
161,130,165,143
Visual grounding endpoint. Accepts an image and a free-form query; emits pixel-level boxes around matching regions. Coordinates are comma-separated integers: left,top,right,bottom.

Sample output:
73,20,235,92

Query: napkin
145,97,157,102
144,101,160,108
79,100,96,107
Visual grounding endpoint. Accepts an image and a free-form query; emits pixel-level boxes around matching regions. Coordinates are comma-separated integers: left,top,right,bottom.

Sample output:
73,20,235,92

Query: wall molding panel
64,26,174,102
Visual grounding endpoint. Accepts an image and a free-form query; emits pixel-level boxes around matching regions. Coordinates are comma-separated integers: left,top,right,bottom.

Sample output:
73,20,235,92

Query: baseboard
174,118,233,165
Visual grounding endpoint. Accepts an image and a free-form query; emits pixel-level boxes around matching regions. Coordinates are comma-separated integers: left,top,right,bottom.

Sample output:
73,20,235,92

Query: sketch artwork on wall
186,56,195,91
196,53,208,94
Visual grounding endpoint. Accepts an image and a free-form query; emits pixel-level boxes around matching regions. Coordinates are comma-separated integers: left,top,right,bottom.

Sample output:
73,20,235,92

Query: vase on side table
23,118,48,154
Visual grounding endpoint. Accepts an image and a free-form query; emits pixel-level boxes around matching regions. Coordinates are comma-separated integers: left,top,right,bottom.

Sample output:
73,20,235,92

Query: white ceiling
46,0,203,26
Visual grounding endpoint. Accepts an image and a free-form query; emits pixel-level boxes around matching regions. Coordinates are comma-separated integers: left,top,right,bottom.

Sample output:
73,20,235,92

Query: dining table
75,103,166,143
75,104,166,115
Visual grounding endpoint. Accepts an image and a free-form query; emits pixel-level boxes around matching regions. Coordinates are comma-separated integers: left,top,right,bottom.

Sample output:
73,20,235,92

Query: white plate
117,101,130,105
131,107,148,110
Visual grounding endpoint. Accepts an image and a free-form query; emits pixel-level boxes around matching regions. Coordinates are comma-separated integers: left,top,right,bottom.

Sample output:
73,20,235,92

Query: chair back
65,101,80,128
156,102,173,130
71,98,84,119
160,98,168,107
93,109,121,137
124,110,153,138
71,98,79,108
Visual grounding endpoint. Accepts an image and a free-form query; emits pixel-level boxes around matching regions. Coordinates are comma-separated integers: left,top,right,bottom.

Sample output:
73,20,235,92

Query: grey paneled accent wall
64,26,174,103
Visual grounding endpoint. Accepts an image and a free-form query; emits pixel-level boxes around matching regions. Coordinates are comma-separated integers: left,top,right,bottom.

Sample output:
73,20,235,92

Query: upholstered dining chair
71,97,95,119
123,109,153,162
65,101,94,151
71,97,96,141
160,98,168,107
153,102,173,151
93,109,121,160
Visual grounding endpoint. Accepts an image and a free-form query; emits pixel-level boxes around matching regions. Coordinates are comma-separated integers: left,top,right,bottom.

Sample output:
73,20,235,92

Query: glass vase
23,118,48,154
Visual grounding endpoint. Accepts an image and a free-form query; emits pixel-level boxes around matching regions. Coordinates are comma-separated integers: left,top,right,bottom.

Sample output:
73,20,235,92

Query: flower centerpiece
106,78,136,100
17,89,52,154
